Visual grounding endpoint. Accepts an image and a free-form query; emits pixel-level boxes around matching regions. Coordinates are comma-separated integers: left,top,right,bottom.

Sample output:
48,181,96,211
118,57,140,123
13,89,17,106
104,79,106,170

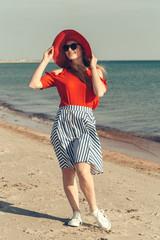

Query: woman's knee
62,167,76,183
75,162,91,180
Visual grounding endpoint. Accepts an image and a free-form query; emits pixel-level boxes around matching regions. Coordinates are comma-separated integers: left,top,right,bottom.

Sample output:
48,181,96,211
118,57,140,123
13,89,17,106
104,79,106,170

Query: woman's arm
90,55,107,97
29,46,54,89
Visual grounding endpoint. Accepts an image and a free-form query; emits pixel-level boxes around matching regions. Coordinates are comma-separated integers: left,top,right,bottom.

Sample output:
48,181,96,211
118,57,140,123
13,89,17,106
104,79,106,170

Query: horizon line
0,59,160,63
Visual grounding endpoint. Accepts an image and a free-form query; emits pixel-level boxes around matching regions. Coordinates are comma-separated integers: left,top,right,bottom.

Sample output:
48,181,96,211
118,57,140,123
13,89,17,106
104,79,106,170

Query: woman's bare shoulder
53,68,64,75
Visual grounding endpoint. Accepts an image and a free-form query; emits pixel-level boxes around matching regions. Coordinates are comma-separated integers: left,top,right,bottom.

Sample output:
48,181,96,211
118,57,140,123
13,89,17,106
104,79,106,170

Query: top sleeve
40,71,57,89
86,69,107,90
100,77,107,90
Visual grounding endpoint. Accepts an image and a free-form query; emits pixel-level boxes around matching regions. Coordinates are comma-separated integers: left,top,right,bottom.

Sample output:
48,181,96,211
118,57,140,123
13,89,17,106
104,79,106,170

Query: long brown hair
66,48,106,87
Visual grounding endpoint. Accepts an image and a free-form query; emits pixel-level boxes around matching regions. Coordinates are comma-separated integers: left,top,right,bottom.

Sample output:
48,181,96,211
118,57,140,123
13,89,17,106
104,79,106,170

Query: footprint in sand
0,147,9,154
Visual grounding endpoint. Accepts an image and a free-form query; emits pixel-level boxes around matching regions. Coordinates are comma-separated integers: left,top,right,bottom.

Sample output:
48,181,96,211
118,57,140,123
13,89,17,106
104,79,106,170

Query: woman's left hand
90,54,97,69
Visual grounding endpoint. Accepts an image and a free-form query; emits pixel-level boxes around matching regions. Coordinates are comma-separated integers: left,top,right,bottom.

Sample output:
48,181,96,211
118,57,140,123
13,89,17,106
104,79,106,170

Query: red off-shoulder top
40,68,107,110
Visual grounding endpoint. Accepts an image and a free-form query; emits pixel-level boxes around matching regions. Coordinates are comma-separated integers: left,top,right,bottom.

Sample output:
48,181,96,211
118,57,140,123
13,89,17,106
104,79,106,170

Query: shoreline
0,118,160,175
1,105,160,165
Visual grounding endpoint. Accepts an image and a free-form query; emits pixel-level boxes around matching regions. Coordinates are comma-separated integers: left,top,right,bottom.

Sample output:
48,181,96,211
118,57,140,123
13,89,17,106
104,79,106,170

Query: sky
1,0,160,60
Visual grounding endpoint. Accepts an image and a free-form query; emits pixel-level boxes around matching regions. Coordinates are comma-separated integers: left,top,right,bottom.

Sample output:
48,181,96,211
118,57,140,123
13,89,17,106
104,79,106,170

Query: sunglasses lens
63,45,69,52
70,43,77,50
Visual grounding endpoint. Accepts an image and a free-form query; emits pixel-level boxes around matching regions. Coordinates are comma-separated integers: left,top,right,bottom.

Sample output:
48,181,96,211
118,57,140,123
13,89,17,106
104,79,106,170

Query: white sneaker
68,211,82,227
92,209,111,230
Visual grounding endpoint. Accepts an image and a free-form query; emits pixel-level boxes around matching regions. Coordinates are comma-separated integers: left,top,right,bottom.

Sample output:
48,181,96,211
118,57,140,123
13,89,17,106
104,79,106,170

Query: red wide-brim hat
52,29,92,68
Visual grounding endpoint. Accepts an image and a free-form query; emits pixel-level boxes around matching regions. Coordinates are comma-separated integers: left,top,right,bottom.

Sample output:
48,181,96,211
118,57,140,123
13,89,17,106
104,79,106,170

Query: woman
29,29,111,230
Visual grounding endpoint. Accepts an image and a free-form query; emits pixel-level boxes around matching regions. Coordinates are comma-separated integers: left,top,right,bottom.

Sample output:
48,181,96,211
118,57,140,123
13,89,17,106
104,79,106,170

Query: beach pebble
126,209,138,213
126,197,133,201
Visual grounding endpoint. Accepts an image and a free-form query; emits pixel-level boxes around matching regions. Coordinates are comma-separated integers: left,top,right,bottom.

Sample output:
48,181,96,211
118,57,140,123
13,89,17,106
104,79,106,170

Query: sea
0,61,160,162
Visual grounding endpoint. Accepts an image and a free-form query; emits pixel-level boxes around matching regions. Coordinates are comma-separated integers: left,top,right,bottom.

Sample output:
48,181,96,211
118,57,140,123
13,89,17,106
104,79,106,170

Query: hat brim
52,29,92,68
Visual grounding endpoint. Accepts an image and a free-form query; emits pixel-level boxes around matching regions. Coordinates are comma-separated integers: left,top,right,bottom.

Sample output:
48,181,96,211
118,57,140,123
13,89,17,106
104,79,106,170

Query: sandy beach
0,119,160,240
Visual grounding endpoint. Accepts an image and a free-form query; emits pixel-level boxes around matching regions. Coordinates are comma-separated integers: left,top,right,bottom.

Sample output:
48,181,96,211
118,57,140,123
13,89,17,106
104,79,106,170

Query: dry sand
0,121,160,240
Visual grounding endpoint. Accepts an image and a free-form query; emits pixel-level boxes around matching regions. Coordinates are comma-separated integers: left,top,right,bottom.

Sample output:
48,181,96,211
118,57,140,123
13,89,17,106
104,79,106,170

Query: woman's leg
75,162,97,212
62,167,80,213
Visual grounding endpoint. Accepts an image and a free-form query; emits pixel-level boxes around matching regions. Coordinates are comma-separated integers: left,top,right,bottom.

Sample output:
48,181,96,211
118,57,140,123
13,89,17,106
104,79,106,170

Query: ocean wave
0,102,53,125
1,101,160,145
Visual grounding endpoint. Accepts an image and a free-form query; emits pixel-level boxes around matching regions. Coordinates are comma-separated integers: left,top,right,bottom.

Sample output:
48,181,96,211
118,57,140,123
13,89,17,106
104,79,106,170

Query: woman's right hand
29,46,54,89
43,46,54,63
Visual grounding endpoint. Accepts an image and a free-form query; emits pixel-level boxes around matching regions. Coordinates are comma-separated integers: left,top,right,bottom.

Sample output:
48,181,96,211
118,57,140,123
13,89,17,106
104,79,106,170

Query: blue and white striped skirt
50,105,103,175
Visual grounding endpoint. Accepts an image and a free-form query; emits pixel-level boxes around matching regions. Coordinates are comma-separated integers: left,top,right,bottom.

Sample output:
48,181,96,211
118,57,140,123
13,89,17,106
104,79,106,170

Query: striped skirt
50,105,103,175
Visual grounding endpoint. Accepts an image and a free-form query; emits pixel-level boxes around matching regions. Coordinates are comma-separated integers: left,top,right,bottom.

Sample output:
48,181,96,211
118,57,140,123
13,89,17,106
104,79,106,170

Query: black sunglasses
63,43,80,52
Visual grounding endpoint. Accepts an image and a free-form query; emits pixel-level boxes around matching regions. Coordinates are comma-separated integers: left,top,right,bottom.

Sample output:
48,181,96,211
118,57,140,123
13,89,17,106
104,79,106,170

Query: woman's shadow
0,199,95,228
0,200,69,225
